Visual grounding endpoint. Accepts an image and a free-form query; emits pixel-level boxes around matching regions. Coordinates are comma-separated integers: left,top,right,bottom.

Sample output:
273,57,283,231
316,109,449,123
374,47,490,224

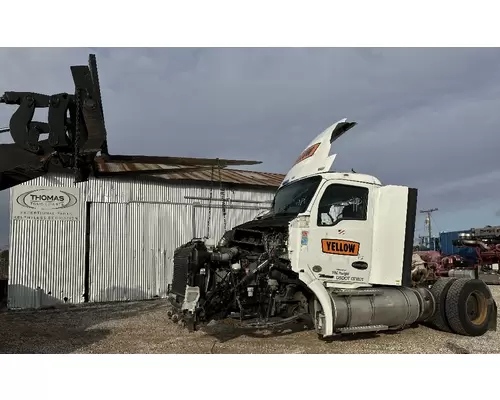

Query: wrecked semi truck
0,55,495,339
168,119,497,339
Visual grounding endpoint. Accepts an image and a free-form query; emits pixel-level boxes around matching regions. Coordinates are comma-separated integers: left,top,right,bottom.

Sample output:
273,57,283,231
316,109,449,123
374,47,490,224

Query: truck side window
317,184,368,226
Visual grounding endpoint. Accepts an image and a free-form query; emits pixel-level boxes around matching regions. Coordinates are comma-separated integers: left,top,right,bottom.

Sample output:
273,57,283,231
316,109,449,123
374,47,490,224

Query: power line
430,214,443,234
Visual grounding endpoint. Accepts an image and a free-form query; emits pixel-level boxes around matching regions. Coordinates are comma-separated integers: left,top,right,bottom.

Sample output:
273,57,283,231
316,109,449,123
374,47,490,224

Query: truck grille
171,246,193,297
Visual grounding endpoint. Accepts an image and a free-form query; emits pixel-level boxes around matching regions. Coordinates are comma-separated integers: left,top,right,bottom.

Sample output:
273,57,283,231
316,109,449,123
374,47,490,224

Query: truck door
300,181,374,287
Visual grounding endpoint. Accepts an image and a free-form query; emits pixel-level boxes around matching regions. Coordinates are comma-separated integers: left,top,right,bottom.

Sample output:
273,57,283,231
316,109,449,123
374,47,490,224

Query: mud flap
182,286,201,313
488,298,497,331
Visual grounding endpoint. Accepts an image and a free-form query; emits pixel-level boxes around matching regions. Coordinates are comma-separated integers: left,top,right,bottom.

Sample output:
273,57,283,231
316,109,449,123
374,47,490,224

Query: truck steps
338,324,389,334
331,288,385,296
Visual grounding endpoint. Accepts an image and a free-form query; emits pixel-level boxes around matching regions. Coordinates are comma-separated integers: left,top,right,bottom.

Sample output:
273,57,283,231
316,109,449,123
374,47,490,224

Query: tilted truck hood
280,118,357,188
235,213,295,231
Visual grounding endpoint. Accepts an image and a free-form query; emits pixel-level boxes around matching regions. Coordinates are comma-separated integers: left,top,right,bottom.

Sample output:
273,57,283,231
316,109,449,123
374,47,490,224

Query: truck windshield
272,175,322,216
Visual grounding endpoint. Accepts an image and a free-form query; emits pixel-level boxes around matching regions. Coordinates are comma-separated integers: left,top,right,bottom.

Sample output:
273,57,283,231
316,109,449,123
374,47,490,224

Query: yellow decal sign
321,239,360,256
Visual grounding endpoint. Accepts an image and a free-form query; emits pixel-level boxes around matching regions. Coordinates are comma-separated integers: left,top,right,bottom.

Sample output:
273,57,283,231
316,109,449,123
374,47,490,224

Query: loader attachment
0,54,108,190
0,142,51,190
0,53,262,192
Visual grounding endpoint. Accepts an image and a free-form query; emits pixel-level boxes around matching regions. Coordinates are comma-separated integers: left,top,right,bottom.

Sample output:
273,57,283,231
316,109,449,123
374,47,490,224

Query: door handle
352,261,368,270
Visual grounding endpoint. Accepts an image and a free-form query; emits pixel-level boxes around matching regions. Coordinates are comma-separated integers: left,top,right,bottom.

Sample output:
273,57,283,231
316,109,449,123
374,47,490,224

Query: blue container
439,230,478,262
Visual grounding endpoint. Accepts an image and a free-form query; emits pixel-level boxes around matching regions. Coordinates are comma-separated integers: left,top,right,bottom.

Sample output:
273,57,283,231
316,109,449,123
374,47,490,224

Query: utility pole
420,208,438,250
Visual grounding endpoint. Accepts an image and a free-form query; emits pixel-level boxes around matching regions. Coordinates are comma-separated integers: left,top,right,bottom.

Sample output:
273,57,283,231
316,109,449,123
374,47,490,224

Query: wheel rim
466,290,488,326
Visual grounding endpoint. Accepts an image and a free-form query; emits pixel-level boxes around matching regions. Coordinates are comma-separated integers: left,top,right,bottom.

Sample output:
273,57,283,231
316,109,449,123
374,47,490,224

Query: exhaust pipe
211,247,239,262
455,239,490,251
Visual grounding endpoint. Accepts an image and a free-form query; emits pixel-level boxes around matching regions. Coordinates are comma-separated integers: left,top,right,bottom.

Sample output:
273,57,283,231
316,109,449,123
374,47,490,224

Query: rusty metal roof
96,161,285,188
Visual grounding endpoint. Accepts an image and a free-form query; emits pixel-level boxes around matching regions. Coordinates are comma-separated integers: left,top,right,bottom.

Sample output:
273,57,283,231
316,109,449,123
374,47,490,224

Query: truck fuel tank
325,286,435,334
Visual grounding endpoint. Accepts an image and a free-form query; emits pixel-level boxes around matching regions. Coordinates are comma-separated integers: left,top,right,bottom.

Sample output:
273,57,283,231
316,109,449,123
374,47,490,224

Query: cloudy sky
1,47,500,245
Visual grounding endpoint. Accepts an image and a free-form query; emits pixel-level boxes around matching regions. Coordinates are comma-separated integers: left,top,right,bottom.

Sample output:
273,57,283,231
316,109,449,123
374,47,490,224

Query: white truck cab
284,172,415,288
275,119,416,286
266,119,423,336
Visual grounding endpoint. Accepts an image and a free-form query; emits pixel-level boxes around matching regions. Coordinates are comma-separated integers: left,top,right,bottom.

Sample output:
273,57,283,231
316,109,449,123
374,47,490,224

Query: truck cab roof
311,171,382,186
280,171,382,189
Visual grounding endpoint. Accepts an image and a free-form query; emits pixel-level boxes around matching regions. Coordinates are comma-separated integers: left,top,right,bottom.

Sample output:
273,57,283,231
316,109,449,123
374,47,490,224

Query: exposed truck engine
169,119,498,339
169,219,309,329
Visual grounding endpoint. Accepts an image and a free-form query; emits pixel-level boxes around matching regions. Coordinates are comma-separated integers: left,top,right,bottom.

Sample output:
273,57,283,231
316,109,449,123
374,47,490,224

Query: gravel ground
1,286,499,354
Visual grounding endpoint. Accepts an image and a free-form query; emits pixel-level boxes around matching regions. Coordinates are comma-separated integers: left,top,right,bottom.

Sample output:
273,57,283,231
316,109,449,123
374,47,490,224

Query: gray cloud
1,47,500,244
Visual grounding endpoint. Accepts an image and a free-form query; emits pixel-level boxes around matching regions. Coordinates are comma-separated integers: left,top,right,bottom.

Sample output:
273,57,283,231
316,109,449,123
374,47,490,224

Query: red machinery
412,225,500,286
453,226,500,284
414,250,476,282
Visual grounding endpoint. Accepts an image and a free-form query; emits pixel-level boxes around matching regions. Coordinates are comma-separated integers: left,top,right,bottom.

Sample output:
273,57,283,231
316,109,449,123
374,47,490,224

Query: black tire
309,297,322,332
445,278,493,336
427,277,457,332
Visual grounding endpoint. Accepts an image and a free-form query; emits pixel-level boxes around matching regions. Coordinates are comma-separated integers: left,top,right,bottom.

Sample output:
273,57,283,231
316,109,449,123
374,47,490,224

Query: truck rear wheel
427,277,457,332
445,278,493,336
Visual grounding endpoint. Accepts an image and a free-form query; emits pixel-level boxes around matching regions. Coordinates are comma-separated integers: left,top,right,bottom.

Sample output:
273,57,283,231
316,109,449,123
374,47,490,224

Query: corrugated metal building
7,167,284,309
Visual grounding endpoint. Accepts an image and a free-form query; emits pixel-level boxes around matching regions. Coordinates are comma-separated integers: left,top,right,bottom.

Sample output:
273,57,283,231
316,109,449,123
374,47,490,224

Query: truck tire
427,278,457,332
445,278,493,336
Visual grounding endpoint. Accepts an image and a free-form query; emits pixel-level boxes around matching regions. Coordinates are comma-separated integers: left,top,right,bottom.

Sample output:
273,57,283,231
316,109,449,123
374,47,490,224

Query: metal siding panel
194,205,270,242
8,174,87,309
145,205,161,297
89,202,194,301
9,172,276,308
127,203,149,300
85,175,276,205
153,203,194,291
440,231,459,256
9,172,277,205
127,203,194,296
89,203,131,302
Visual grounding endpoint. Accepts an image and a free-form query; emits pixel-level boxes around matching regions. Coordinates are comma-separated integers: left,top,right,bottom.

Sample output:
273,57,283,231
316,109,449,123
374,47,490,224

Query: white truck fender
302,276,335,337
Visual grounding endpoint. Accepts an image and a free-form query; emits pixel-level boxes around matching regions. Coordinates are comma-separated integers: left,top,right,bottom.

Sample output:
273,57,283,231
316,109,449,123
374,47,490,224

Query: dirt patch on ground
1,286,499,354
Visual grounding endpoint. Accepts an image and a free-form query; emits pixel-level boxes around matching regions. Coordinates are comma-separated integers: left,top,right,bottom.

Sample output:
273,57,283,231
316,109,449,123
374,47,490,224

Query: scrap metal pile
411,226,500,286
411,251,476,285
454,226,500,283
